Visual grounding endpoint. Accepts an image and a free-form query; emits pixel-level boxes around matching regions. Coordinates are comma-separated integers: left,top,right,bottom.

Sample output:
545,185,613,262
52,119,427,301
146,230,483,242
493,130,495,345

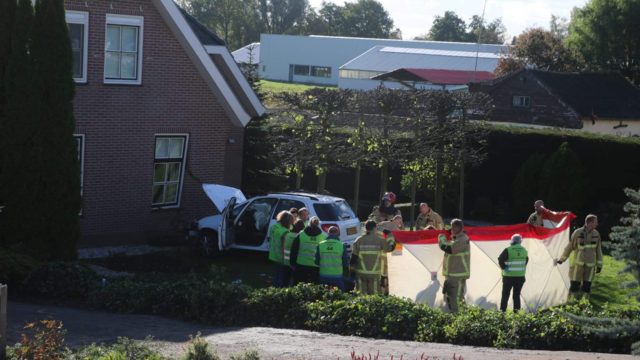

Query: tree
512,153,546,218
427,11,468,42
467,15,506,44
550,14,569,40
1,0,35,250
573,188,640,355
494,27,580,76
567,0,640,84
339,0,397,38
258,0,310,35
30,0,81,259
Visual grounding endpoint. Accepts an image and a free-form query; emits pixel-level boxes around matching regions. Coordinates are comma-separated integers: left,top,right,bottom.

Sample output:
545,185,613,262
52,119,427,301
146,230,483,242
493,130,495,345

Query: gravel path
7,302,637,360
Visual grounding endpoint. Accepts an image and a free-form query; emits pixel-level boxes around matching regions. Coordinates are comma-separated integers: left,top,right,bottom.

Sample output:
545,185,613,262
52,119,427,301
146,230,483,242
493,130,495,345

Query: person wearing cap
290,216,325,285
415,202,444,230
556,214,602,300
498,234,529,312
315,226,349,290
269,211,294,287
351,220,394,295
438,218,470,313
369,192,401,223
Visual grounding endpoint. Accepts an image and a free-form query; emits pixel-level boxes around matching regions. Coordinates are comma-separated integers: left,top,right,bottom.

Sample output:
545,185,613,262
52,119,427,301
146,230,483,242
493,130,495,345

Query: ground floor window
152,135,188,207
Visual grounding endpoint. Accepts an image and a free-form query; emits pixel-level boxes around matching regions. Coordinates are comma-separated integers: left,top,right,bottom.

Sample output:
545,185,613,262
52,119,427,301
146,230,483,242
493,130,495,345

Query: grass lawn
591,255,639,310
259,79,335,94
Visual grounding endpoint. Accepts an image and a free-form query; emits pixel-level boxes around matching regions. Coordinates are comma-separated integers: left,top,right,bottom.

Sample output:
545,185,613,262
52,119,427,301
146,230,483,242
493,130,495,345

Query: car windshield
313,201,356,221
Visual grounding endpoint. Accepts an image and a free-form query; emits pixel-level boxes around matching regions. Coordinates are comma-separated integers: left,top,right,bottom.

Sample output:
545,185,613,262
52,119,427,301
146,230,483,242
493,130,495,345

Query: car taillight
321,223,339,234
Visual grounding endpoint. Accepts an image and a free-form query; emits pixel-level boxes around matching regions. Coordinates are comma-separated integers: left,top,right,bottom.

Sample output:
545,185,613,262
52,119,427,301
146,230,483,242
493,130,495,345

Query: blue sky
308,0,588,42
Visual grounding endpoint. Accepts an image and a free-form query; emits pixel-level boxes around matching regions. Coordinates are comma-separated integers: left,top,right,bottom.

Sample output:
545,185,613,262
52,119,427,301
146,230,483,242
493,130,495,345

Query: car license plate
347,226,358,235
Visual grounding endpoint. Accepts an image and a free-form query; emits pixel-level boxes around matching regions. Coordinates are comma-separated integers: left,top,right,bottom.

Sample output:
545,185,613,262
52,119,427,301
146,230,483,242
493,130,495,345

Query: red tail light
321,223,339,234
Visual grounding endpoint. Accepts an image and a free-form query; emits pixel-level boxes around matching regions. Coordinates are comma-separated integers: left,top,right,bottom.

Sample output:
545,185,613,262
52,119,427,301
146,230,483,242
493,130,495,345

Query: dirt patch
7,302,636,360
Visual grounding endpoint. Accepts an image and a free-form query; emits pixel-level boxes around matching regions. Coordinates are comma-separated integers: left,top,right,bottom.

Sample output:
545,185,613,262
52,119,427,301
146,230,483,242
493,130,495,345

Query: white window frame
66,11,89,84
152,134,189,209
104,14,144,85
512,95,531,108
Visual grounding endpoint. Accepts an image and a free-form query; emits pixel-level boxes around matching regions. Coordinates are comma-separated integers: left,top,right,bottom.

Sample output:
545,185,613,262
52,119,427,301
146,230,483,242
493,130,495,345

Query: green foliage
607,188,640,299
228,350,260,360
567,0,640,84
591,256,640,309
0,247,40,286
29,0,81,261
23,262,100,299
512,153,546,217
538,142,586,213
182,334,220,360
67,337,165,360
421,11,505,44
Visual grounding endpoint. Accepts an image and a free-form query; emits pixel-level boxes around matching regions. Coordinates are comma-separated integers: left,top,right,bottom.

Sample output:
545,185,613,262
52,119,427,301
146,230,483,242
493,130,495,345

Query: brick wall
480,72,582,129
65,0,244,246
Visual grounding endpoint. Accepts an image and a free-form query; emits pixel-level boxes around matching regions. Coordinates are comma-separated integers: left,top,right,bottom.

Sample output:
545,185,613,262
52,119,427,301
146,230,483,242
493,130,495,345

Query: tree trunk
379,163,388,200
459,162,465,219
295,165,302,190
435,154,444,214
316,171,326,193
410,171,417,230
353,162,361,218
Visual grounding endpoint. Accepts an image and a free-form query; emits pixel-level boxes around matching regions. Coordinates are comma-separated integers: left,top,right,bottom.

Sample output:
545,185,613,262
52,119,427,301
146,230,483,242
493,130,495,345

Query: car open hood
202,184,247,212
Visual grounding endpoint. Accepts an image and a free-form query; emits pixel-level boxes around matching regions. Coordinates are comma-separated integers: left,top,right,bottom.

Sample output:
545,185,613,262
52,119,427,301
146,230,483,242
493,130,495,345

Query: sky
307,0,589,42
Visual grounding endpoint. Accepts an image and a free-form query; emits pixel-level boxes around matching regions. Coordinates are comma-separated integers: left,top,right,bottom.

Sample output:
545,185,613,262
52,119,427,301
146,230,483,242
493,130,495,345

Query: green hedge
21,263,640,354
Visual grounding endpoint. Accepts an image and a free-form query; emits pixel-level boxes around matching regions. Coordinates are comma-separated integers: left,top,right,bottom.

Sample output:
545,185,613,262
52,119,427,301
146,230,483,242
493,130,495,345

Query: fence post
0,284,7,360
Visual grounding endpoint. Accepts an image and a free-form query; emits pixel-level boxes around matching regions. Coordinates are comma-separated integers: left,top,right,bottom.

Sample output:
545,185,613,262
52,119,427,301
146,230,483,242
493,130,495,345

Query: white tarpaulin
388,213,576,312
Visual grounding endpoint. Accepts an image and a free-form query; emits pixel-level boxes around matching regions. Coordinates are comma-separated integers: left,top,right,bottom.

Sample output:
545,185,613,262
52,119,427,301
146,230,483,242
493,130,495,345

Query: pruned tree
277,88,352,192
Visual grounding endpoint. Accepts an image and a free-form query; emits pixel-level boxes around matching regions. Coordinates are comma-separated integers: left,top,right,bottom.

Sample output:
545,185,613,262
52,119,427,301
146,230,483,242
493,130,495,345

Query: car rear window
313,201,356,221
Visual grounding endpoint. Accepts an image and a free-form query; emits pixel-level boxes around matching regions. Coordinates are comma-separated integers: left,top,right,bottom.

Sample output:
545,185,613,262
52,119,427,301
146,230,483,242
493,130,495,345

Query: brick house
64,0,265,246
469,69,640,136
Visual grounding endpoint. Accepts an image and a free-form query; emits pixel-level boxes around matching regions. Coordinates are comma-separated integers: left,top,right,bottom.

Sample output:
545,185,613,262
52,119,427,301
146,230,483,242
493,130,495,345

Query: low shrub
67,337,165,360
0,247,40,286
9,320,66,360
22,262,100,299
182,333,220,360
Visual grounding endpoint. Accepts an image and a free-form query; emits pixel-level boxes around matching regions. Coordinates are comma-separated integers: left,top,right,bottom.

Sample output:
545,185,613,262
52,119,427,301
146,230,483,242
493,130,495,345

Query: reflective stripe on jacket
297,231,325,267
439,232,471,279
268,223,289,264
503,244,528,277
561,227,603,267
318,239,344,277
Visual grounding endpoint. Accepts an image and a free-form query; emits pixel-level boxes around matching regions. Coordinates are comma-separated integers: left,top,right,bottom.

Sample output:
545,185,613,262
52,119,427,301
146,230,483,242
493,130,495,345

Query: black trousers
294,265,319,285
500,276,525,311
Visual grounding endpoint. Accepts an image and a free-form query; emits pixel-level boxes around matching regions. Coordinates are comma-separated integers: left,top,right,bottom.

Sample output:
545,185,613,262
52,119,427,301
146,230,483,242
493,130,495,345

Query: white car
196,184,362,256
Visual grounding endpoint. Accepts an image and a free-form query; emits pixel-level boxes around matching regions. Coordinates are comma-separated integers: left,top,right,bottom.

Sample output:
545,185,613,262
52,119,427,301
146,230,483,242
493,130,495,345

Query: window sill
151,205,182,211
104,79,142,86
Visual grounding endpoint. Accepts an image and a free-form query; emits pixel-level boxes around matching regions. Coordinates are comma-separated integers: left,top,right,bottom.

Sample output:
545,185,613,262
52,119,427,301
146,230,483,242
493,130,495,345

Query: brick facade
65,0,245,246
470,70,583,129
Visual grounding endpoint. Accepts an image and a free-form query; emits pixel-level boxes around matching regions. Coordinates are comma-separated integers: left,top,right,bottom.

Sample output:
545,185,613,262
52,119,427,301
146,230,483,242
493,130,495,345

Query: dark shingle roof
178,7,225,46
531,70,640,119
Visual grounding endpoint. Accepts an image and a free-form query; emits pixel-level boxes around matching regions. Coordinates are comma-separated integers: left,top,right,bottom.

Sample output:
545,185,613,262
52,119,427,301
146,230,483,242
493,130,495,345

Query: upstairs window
105,15,143,84
66,11,89,83
512,95,531,108
152,135,188,208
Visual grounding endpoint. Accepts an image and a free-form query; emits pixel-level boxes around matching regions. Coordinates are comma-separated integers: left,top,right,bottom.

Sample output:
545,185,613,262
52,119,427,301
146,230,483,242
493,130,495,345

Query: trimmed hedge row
25,264,639,354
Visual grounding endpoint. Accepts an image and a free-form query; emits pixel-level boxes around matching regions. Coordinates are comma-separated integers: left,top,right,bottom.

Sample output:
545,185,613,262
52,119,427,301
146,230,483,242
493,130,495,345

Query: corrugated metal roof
232,42,260,64
379,46,500,59
341,45,500,73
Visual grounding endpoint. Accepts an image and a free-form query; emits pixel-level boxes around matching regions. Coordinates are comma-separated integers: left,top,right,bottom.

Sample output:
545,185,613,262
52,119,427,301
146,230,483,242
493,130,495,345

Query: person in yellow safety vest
268,211,294,288
376,215,402,295
556,214,603,299
351,220,395,295
315,226,350,291
415,202,444,230
498,234,529,312
290,216,325,285
438,218,470,313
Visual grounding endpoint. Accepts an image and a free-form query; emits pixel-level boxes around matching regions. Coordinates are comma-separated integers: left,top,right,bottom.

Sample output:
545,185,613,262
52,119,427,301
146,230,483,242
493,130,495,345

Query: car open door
218,196,238,250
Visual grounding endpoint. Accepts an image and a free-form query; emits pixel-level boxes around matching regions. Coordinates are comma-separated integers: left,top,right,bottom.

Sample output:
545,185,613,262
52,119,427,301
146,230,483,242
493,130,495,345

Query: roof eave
153,0,262,127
